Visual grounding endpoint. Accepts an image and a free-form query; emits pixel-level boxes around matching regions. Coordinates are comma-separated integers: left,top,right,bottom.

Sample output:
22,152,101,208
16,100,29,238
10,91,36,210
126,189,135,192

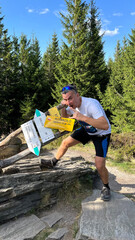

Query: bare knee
61,138,72,149
96,164,105,174
61,136,78,149
95,157,106,173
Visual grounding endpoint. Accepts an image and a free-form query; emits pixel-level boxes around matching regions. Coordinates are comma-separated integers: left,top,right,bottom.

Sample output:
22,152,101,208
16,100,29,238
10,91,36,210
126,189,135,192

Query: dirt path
41,148,135,198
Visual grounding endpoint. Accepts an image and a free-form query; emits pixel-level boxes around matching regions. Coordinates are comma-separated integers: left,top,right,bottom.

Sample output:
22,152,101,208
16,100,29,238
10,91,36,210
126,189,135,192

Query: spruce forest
0,0,135,139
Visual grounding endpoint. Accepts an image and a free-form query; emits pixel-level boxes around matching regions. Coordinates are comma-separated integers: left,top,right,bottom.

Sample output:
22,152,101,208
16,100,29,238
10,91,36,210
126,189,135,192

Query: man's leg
41,136,80,168
95,156,109,184
55,136,80,160
95,156,111,201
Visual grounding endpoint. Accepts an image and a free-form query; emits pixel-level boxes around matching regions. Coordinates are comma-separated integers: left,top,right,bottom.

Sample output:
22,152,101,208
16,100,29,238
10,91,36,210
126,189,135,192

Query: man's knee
61,138,69,149
96,164,105,174
61,138,72,149
95,156,106,172
61,136,77,149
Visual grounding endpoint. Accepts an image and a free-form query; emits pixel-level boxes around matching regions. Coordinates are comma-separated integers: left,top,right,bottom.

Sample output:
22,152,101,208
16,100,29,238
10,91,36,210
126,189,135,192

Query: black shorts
71,127,111,158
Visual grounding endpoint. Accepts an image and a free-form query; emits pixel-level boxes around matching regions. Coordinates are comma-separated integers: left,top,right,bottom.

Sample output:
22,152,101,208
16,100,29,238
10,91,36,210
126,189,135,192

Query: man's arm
82,115,109,130
70,108,109,130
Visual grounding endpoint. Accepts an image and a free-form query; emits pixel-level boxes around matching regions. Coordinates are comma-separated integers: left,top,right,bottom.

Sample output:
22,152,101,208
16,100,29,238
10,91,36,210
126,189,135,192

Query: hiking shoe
101,186,111,201
41,159,54,168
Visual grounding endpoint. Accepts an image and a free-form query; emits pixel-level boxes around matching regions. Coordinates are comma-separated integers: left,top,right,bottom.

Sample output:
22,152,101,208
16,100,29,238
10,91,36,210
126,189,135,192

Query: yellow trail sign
48,106,60,117
44,116,75,132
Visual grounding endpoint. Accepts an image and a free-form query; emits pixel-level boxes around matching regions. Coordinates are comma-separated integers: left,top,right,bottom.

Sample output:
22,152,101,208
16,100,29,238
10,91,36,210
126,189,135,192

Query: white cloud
113,12,123,17
39,8,49,15
100,27,119,36
27,8,49,15
28,9,34,13
131,12,135,16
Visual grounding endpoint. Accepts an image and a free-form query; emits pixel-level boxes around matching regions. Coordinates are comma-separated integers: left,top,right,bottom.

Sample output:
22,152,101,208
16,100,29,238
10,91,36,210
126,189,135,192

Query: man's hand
61,99,67,106
60,101,69,118
69,107,83,121
70,107,109,130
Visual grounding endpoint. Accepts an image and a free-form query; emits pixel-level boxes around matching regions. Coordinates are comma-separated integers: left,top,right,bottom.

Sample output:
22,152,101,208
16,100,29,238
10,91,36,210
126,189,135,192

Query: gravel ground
48,148,135,198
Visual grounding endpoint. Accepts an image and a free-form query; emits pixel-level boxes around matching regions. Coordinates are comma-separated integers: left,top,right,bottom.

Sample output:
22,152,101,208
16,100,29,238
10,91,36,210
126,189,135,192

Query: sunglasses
62,86,75,92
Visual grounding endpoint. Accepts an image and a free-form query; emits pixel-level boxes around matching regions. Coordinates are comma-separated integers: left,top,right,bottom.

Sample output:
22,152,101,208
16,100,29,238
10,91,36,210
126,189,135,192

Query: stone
41,211,63,227
46,227,68,240
0,191,42,223
76,190,135,240
0,188,14,203
0,157,96,223
0,214,46,240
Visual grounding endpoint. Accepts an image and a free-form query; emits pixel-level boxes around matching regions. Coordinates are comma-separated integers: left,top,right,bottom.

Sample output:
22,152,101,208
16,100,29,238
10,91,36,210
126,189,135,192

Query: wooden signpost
0,104,77,168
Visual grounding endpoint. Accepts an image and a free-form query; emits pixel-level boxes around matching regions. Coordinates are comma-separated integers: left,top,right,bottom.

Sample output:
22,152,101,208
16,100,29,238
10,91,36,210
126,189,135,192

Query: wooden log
0,130,69,169
0,104,66,148
0,127,22,147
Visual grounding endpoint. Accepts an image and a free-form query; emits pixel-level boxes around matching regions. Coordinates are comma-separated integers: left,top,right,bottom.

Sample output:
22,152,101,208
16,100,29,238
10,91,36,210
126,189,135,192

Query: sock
103,183,110,189
52,158,58,166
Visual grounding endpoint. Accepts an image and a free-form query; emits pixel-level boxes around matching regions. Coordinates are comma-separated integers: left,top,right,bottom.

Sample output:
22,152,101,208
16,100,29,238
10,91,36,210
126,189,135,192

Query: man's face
62,91,79,109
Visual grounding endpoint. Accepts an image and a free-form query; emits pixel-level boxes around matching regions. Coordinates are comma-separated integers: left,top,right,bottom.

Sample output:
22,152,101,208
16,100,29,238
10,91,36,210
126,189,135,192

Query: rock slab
41,211,63,227
0,156,96,223
46,227,68,240
0,214,46,240
76,190,135,240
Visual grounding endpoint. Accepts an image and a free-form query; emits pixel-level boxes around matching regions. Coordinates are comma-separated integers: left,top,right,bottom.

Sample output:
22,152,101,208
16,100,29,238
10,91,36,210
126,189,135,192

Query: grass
72,221,80,238
106,156,135,174
33,228,54,240
57,175,93,211
106,146,135,174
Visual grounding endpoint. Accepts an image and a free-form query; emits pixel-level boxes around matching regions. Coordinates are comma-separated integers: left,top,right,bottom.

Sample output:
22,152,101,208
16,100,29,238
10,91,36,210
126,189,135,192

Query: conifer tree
0,12,8,134
86,0,109,99
52,0,89,104
121,29,135,131
30,36,50,113
6,35,23,130
98,41,125,130
0,11,15,134
99,29,135,132
20,35,45,120
19,34,31,96
42,33,60,108
26,36,42,102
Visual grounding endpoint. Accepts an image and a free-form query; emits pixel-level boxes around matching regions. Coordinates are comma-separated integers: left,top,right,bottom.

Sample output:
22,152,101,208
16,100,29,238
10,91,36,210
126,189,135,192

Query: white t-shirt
66,97,111,136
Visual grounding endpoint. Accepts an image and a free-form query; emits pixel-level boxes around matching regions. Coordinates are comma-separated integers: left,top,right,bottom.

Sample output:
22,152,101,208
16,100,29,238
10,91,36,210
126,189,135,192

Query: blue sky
0,0,135,61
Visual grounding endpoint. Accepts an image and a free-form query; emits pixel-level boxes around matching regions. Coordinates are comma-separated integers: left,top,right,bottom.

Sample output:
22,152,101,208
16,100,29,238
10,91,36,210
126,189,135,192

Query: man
41,84,111,201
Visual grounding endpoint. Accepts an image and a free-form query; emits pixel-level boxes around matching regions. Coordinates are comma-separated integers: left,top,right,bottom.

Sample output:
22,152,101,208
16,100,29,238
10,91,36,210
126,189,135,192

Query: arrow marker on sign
35,109,41,117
